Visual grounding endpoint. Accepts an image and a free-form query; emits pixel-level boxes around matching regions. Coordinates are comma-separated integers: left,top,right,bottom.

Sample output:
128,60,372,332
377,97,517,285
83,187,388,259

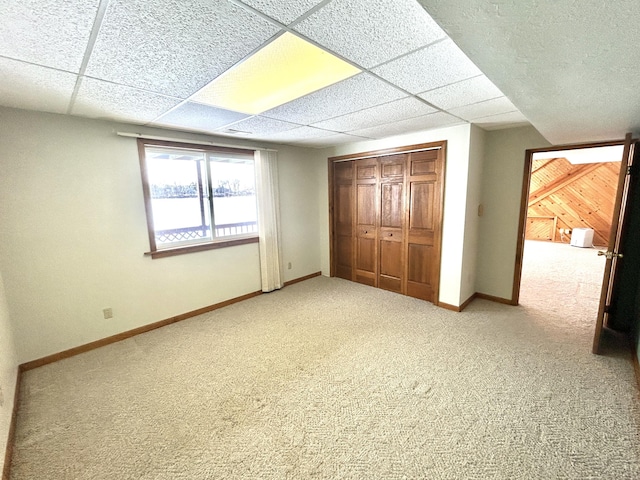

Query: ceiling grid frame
0,0,541,147
66,0,113,115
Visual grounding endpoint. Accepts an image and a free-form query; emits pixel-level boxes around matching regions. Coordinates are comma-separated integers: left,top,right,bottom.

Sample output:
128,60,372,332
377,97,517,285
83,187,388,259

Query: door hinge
628,164,637,176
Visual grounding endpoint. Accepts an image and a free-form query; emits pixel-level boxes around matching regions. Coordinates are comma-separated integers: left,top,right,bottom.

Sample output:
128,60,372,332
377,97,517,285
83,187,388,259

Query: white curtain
254,149,284,292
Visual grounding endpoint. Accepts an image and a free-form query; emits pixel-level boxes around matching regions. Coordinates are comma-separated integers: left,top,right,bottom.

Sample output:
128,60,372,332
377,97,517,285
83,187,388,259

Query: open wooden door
592,133,637,354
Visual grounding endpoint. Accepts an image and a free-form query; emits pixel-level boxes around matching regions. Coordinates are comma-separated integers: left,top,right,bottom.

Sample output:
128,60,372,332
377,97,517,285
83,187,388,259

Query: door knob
597,250,623,259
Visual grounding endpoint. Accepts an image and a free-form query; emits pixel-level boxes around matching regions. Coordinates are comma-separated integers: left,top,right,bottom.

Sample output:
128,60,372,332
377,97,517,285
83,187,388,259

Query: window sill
145,235,258,259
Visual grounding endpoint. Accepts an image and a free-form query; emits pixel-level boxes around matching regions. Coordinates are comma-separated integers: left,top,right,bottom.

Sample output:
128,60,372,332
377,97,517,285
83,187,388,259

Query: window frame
137,138,259,259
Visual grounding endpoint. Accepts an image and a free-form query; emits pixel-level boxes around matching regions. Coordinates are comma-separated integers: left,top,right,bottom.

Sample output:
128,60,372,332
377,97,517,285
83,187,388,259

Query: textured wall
0,107,324,363
0,269,18,475
476,126,550,300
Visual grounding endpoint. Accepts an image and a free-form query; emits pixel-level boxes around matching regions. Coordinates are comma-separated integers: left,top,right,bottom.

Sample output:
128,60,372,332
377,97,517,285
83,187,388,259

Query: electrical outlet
103,308,113,320
287,262,292,270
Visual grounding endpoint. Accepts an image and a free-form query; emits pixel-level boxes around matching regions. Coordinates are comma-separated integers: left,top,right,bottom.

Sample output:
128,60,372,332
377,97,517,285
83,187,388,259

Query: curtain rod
116,131,278,152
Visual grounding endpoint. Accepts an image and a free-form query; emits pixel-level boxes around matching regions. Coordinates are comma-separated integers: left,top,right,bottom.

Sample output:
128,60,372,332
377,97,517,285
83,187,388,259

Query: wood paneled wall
526,158,621,246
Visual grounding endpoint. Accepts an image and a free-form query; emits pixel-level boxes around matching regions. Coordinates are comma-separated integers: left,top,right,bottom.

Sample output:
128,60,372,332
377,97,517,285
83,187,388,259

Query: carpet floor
9,241,640,479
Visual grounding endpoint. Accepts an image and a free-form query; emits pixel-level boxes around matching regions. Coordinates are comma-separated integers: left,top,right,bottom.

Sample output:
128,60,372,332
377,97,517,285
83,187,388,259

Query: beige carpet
519,239,606,332
9,243,640,479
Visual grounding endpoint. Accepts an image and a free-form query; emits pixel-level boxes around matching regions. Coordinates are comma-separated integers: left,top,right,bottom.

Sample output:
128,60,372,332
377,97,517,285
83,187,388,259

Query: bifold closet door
378,154,406,293
333,161,354,280
405,149,443,302
330,143,444,305
354,158,378,286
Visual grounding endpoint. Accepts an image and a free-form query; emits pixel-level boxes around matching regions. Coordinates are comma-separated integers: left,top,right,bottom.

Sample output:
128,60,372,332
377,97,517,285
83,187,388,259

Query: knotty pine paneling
526,159,620,246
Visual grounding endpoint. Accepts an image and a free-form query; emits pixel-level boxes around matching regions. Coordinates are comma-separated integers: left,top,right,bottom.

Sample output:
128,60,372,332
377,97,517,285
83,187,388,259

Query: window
138,139,258,258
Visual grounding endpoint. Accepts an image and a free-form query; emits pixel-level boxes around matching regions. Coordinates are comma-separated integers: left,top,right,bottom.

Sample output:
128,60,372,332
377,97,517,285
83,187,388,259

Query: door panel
357,184,377,226
407,244,432,283
379,235,403,292
381,183,403,228
409,182,435,230
333,162,354,280
405,150,443,303
356,236,376,285
381,154,405,179
410,156,437,176
378,155,406,293
335,234,353,279
357,162,377,180
407,244,433,299
593,134,636,353
355,158,378,286
336,184,353,227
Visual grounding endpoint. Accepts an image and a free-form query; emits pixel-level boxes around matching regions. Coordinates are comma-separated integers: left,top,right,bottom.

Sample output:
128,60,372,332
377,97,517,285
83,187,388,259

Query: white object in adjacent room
570,228,594,248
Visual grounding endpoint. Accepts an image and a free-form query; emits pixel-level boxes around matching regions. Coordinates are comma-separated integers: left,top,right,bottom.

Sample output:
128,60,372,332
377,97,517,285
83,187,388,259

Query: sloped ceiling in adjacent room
417,0,640,145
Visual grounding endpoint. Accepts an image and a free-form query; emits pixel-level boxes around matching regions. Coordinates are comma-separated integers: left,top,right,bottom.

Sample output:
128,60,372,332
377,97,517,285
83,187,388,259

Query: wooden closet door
378,154,406,293
355,158,378,286
404,149,444,302
333,161,354,280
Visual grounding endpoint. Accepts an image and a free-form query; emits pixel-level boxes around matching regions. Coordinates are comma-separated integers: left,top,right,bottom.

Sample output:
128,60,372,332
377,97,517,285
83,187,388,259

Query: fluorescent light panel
191,32,361,115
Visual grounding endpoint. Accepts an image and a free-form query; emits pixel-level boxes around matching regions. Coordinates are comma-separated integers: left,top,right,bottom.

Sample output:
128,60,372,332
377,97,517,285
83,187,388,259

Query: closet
329,142,446,304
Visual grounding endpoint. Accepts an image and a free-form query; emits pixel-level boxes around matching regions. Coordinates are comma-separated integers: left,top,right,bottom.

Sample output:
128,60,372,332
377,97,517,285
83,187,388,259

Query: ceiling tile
0,57,77,114
219,116,301,136
295,0,446,68
85,0,279,98
295,133,374,148
419,75,504,110
311,97,437,132
71,78,183,123
0,0,100,72
372,39,482,94
348,111,463,139
472,111,530,130
448,97,518,121
152,102,250,132
263,73,405,125
238,0,325,25
261,125,339,142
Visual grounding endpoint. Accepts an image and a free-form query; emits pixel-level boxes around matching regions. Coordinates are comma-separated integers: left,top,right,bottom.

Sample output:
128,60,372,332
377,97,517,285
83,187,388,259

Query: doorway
514,142,624,330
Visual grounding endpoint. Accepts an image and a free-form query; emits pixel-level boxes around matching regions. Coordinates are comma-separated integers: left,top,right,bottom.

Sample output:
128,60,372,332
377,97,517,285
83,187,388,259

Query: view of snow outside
147,156,257,231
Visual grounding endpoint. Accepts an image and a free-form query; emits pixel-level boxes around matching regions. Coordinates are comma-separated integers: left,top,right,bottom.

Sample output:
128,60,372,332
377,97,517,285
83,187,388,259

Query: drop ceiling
1,0,535,148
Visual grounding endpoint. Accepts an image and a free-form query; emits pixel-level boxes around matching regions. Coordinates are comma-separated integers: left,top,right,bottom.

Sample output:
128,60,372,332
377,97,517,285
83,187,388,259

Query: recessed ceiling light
190,32,361,115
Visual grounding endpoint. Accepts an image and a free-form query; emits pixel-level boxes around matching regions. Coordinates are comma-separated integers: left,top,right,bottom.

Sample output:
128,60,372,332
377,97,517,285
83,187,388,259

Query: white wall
476,126,550,299
315,148,332,277
0,107,324,363
326,123,473,307
0,269,18,475
460,125,486,304
278,147,327,281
